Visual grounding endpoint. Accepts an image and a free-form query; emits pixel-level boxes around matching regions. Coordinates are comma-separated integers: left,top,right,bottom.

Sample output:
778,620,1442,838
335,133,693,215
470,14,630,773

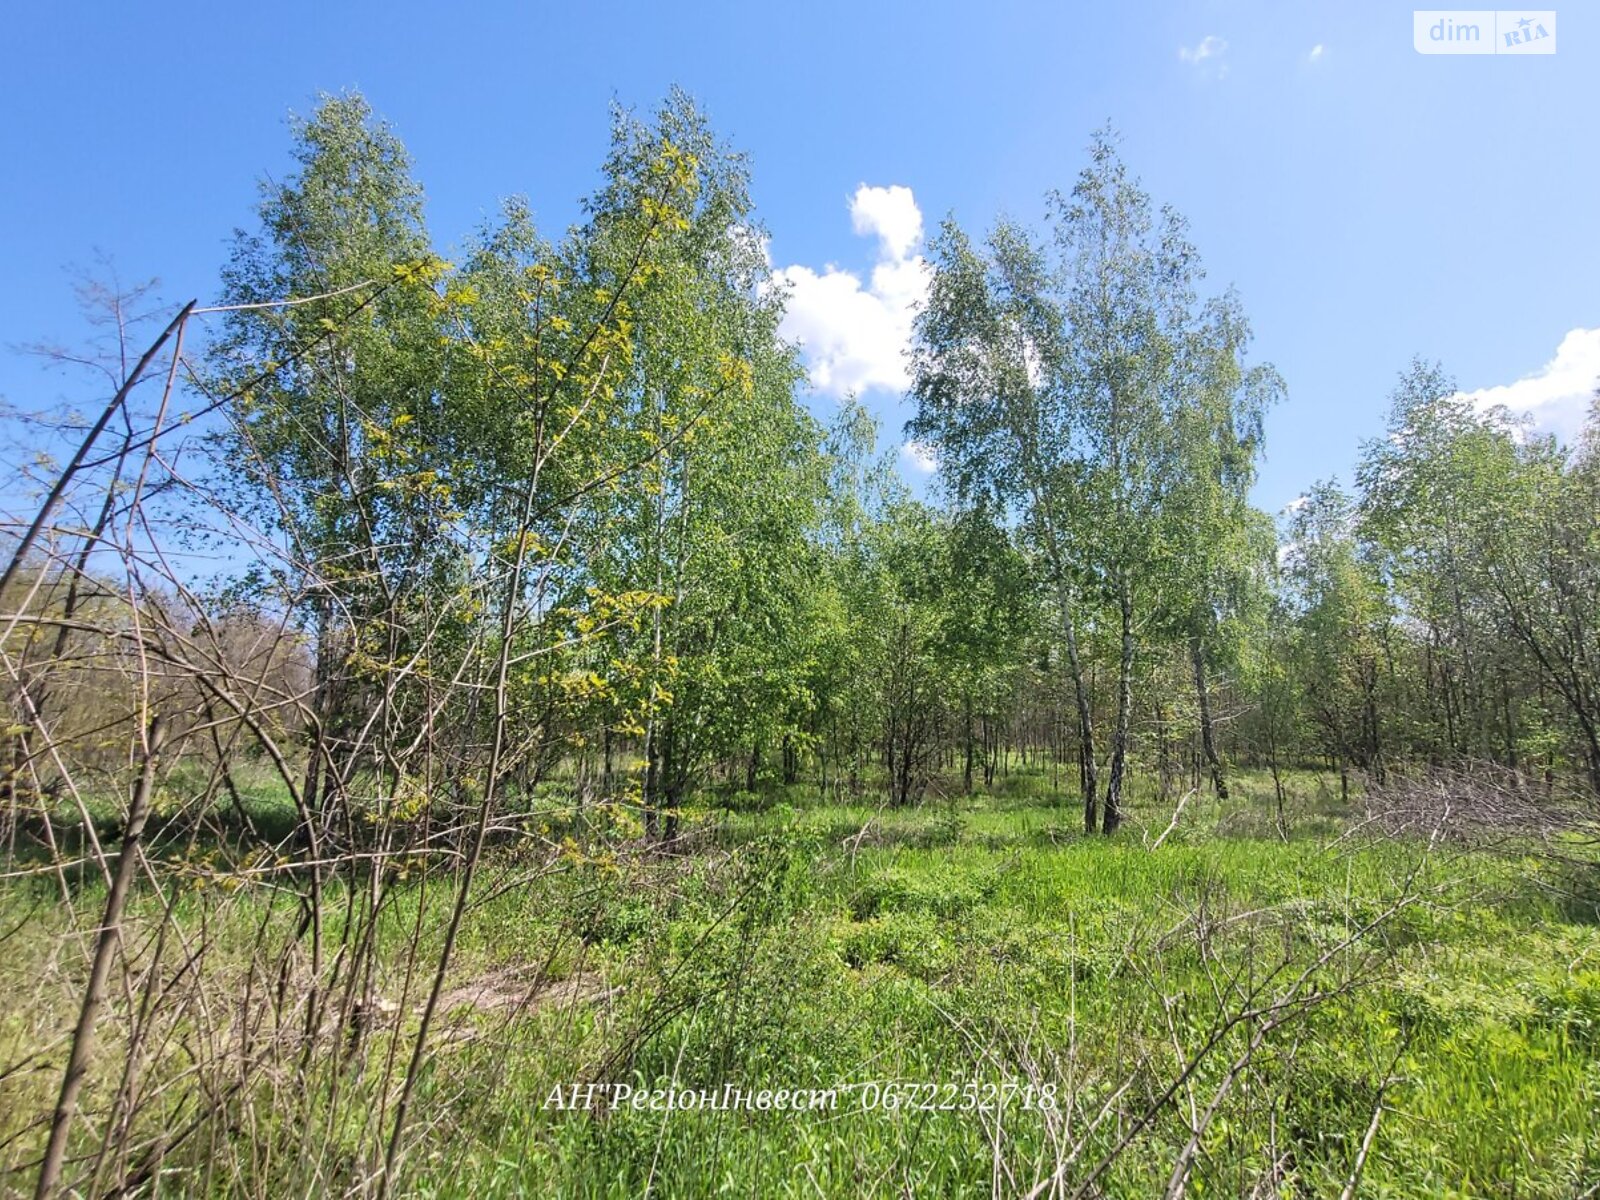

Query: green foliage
11,84,1600,1200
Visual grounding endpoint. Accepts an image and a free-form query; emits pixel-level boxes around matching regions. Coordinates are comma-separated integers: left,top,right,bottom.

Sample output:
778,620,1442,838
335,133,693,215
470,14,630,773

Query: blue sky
3,1,1596,511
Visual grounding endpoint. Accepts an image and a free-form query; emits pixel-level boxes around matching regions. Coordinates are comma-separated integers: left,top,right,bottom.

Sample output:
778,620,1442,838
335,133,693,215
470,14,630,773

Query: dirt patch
437,966,619,1016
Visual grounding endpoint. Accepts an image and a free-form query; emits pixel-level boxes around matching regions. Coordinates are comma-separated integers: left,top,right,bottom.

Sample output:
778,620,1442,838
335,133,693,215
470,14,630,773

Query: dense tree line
7,92,1598,852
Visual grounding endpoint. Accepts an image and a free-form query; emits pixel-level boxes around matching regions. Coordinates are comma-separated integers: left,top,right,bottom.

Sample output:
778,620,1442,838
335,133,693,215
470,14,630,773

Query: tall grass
4,769,1595,1196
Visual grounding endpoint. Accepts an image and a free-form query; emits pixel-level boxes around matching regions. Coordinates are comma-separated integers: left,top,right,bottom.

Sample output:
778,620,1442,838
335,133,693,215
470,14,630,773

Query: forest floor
2,769,1598,1197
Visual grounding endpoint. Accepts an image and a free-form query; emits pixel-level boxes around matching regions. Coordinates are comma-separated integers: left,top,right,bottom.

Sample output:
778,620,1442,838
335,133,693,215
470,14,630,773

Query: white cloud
1179,34,1228,65
1307,43,1325,63
902,440,938,473
1456,328,1600,440
850,184,923,262
772,184,930,398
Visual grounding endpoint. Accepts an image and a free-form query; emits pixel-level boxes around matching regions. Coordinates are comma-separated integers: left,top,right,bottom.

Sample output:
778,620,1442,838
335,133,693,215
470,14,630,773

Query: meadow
4,769,1595,1198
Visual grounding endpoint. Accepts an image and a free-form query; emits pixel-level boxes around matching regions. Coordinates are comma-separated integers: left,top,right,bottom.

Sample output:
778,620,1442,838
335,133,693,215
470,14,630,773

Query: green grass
2,769,1597,1197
